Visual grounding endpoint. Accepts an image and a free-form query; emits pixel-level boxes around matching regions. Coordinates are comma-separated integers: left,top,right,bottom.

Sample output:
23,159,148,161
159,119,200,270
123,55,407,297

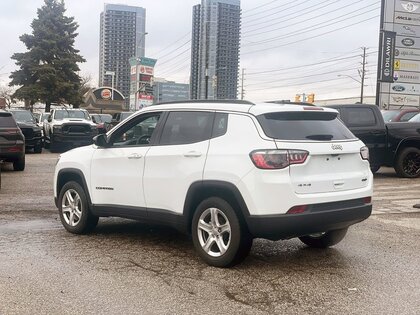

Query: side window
400,112,418,122
112,113,161,147
212,113,228,138
345,108,376,127
159,111,214,145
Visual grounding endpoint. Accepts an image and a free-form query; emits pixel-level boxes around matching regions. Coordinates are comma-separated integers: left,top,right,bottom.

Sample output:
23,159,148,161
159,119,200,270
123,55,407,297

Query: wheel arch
56,168,92,208
183,180,251,234
394,138,420,162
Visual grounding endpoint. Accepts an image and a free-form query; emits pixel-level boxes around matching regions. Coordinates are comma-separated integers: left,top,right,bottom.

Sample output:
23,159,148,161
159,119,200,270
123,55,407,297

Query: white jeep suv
54,101,373,267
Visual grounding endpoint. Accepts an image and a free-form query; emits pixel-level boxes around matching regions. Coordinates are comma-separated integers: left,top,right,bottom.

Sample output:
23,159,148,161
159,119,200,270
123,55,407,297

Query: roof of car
143,100,337,116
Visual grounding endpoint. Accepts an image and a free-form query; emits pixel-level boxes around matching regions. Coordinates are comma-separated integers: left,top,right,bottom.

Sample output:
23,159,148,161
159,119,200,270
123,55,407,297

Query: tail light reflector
286,205,308,214
363,197,372,204
250,149,308,169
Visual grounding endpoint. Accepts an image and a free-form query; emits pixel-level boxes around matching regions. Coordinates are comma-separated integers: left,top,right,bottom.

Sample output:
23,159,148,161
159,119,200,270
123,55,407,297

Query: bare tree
0,85,16,109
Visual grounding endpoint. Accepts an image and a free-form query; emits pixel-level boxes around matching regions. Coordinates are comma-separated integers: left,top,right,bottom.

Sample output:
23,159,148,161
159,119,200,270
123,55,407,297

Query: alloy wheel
197,207,231,257
61,189,82,227
403,152,420,177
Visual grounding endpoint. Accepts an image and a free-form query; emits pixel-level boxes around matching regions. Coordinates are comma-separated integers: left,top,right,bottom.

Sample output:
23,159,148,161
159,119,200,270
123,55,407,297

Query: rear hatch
257,110,370,194
0,112,22,151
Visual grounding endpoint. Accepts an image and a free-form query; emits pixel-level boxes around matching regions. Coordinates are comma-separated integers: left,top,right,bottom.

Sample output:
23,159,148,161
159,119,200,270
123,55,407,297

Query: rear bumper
246,202,372,241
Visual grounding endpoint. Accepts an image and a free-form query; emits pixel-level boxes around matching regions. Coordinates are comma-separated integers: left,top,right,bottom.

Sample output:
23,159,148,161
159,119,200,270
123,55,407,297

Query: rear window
0,113,17,127
345,107,376,127
382,110,399,122
257,111,355,141
10,110,35,123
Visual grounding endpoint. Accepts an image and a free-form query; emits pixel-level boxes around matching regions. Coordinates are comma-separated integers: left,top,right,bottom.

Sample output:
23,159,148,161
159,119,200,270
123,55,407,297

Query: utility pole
241,68,245,100
360,47,367,104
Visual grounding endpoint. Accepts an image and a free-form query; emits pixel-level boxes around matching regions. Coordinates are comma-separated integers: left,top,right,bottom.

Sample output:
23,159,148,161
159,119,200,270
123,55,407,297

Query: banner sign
379,30,397,82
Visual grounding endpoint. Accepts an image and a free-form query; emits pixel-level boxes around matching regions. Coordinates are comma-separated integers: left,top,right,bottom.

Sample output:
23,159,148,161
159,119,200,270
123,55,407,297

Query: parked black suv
0,110,25,171
9,109,43,153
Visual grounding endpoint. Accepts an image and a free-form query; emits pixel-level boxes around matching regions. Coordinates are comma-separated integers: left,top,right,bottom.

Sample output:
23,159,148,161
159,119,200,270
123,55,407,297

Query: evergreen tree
9,0,85,112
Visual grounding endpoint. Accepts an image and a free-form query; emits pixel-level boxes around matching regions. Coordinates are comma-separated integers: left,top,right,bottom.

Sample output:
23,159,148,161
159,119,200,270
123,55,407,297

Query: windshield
54,110,91,120
41,113,50,121
10,110,35,123
121,112,134,120
257,111,356,141
409,113,420,122
99,114,112,123
381,110,400,122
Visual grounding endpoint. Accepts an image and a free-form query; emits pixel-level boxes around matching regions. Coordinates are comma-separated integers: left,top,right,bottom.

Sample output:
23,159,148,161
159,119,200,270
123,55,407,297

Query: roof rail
155,99,255,106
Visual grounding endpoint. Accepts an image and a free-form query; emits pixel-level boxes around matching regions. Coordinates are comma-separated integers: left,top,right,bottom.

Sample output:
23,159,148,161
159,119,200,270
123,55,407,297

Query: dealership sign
378,0,420,108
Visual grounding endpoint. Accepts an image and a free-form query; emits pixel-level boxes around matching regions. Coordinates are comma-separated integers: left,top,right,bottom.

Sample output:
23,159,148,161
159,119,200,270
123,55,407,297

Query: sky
0,0,381,102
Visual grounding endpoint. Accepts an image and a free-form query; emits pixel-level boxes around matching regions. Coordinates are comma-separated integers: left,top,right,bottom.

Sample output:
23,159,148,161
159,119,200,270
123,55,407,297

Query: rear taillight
286,205,308,214
250,149,308,169
360,146,369,160
363,196,372,204
7,145,23,152
4,128,19,134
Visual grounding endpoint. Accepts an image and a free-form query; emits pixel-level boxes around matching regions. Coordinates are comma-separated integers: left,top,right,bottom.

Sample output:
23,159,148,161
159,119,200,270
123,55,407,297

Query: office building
153,79,190,104
99,4,146,100
190,0,241,100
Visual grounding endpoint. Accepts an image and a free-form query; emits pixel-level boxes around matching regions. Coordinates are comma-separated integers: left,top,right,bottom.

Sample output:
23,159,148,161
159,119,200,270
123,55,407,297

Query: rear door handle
128,153,142,159
184,151,202,158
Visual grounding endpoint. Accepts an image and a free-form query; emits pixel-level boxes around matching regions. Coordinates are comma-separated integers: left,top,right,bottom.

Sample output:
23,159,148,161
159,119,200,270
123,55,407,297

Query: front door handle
128,153,142,159
184,151,202,158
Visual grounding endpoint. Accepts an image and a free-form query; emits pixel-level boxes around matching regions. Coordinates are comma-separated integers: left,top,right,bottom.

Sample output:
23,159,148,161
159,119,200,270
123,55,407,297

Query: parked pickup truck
44,109,98,151
326,104,420,178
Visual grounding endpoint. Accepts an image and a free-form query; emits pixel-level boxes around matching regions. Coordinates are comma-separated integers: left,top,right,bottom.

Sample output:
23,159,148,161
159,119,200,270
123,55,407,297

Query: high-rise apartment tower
99,4,146,100
190,0,241,100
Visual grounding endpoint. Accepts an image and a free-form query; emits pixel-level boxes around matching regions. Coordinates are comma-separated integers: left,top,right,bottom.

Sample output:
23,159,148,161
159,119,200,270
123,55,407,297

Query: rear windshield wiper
306,134,334,141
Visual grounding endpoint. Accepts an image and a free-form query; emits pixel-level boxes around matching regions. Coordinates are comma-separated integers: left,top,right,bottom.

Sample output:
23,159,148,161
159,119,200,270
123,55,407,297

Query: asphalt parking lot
0,152,419,314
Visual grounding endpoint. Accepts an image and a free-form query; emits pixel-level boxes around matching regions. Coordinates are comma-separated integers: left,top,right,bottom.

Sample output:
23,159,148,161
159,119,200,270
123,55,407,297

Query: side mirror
47,115,52,122
93,134,109,148
35,117,40,124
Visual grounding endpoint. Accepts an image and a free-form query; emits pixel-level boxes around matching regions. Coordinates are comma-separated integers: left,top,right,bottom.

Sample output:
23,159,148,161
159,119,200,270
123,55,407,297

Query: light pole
105,71,115,100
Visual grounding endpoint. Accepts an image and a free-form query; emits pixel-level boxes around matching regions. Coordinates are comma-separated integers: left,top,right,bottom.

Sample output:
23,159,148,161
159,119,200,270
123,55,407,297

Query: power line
243,0,379,38
155,46,191,67
155,39,191,62
246,54,361,76
150,31,191,58
245,64,377,88
244,0,313,23
250,77,350,92
242,15,380,56
242,3,379,47
242,0,282,14
244,0,334,28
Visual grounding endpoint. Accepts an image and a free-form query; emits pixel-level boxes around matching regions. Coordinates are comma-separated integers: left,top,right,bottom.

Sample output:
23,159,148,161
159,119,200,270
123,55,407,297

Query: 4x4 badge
332,144,343,150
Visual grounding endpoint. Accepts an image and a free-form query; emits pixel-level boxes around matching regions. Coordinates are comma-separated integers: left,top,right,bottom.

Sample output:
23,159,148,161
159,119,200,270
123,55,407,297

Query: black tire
299,228,348,248
191,197,252,268
13,155,25,171
50,139,59,153
44,137,50,149
394,147,420,178
34,144,42,154
370,164,380,174
58,181,98,234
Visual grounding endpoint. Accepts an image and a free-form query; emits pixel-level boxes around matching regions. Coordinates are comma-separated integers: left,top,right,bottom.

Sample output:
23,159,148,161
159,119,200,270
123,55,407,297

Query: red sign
139,74,152,82
138,94,154,100
101,89,112,100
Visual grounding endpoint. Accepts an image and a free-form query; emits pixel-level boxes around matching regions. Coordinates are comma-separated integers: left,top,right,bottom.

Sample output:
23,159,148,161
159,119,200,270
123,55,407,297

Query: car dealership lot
0,152,419,314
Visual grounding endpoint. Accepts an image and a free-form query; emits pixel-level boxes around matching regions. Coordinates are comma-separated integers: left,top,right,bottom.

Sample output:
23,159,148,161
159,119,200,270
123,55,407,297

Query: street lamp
337,74,367,103
105,71,115,100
